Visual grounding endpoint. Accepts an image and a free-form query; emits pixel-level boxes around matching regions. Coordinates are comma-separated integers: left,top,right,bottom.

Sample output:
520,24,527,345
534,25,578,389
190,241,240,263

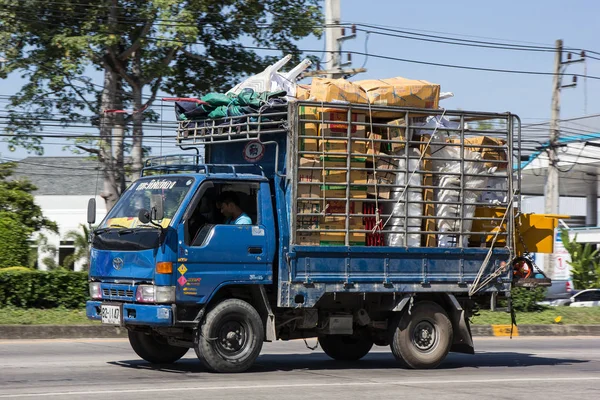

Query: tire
128,330,189,364
319,334,373,361
390,301,453,369
195,299,264,373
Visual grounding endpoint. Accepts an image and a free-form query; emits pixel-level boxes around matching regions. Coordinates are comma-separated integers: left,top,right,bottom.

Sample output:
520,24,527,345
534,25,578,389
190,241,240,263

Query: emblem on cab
113,257,124,270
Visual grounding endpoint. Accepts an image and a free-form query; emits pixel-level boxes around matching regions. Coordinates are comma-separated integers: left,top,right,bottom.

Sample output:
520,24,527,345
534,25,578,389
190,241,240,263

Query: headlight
135,285,175,304
89,282,102,299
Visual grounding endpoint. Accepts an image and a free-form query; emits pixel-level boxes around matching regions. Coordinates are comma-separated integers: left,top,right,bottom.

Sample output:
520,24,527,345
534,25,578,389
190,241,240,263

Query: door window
185,181,260,246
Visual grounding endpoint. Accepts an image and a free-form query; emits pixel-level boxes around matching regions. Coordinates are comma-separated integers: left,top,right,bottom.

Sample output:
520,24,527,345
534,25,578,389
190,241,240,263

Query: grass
472,307,600,325
1,306,599,325
0,307,96,325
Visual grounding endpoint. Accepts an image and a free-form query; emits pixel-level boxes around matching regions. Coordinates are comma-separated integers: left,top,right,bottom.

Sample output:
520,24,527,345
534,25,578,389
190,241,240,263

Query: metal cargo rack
289,101,521,252
175,103,289,145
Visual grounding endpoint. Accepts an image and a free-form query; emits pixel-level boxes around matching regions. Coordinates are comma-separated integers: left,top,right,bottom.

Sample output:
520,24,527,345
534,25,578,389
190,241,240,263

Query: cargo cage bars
175,101,521,250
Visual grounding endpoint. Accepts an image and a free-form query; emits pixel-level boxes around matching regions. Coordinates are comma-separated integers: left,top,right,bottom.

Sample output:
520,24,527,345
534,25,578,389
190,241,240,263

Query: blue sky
1,0,599,159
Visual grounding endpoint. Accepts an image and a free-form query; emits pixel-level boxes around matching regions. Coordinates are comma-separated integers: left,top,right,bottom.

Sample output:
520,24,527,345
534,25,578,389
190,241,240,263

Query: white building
11,157,108,271
520,115,600,280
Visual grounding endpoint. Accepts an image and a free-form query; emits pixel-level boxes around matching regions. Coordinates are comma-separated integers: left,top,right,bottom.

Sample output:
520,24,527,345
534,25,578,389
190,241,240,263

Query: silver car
569,289,600,307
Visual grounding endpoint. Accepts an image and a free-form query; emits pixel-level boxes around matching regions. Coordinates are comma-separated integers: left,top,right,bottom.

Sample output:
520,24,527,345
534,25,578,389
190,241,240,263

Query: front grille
102,288,134,298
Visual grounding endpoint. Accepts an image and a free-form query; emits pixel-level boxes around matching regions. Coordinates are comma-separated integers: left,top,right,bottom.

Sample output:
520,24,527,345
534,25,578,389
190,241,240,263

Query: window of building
59,240,75,270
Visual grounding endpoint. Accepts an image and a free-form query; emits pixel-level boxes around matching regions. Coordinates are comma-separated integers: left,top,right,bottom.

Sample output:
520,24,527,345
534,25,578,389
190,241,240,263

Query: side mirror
87,198,96,224
138,209,150,224
151,194,164,221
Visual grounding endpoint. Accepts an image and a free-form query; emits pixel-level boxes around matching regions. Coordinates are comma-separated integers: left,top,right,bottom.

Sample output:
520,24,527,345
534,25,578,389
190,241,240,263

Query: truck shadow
108,351,588,373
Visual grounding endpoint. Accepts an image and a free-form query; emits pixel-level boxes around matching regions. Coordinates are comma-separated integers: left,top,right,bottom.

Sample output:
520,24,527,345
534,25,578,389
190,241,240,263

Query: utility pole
544,40,584,279
304,0,366,79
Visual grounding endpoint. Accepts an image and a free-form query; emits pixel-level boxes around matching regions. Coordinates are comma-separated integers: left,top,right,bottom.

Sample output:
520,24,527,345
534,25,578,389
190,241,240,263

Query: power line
142,37,600,80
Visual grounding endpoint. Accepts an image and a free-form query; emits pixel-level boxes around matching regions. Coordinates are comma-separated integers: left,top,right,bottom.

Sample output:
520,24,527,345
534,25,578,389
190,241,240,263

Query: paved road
0,337,599,399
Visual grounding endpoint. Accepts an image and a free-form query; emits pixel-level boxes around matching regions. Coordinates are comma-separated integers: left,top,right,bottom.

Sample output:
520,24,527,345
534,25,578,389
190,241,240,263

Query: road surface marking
1,376,599,398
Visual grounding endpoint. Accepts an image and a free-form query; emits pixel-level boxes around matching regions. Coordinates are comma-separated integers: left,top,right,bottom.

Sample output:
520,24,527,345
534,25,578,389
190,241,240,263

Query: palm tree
63,224,93,271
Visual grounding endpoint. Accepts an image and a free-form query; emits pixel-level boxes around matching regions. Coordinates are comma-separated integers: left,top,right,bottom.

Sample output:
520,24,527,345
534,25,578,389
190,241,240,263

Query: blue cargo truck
86,101,549,372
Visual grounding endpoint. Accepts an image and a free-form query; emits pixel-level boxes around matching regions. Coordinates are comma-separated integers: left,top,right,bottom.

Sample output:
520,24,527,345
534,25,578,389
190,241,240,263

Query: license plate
101,305,122,325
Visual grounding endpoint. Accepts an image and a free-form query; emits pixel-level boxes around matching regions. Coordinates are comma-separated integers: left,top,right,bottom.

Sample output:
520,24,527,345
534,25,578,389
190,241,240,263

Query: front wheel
128,330,189,364
195,299,264,373
319,334,373,361
390,301,453,369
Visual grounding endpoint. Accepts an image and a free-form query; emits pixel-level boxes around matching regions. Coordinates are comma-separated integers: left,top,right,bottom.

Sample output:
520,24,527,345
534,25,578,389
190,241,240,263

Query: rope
468,193,515,296
380,109,447,230
366,100,382,233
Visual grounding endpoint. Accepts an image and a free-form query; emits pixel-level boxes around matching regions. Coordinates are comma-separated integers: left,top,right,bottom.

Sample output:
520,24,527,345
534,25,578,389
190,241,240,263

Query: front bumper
86,301,173,327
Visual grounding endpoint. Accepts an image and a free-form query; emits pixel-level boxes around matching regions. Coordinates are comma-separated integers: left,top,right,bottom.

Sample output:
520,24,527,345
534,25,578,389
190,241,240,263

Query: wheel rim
215,318,250,357
411,320,437,352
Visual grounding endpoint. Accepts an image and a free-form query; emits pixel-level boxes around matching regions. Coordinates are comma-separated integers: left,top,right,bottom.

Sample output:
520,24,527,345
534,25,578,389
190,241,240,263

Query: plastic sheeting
384,148,423,247
418,116,490,247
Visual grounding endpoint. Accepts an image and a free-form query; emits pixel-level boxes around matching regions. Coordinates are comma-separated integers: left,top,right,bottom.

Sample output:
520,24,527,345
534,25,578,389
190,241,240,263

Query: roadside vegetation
472,307,600,325
1,306,599,326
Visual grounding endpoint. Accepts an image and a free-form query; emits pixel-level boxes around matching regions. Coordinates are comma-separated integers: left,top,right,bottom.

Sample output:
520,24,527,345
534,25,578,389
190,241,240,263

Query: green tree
561,228,600,289
0,212,30,268
35,233,60,270
0,162,57,235
0,162,57,268
0,0,322,210
63,224,93,270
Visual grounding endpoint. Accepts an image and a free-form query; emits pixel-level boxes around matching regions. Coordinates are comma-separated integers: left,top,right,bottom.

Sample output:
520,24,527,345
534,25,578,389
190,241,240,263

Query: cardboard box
322,200,364,224
451,136,508,169
322,156,367,184
297,232,320,245
366,132,383,156
297,183,322,199
295,84,311,101
309,78,368,104
384,119,407,153
356,77,440,109
320,111,366,138
320,229,366,246
298,106,320,158
319,139,367,156
321,185,368,199
323,170,368,184
298,157,321,184
469,206,508,246
367,174,393,199
299,156,367,184
297,201,322,229
299,138,319,155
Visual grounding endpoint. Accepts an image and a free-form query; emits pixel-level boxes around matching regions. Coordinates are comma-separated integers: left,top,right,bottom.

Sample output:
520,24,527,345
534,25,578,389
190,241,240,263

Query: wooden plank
420,135,437,247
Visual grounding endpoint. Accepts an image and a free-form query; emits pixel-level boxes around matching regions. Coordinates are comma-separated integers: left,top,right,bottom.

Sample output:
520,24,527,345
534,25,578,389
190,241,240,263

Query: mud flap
450,309,474,354
444,294,474,355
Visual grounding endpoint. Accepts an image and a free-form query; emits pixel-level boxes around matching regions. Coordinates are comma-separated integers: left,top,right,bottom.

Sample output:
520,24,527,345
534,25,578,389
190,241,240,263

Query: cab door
175,180,275,303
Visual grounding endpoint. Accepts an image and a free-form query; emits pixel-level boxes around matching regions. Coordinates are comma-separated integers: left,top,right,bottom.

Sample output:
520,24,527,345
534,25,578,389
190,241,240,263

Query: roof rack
141,154,265,177
175,103,288,146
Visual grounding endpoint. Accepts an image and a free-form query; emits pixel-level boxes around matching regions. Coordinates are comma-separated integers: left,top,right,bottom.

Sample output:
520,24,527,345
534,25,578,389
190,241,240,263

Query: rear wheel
319,334,373,361
195,299,264,373
128,330,189,364
390,301,452,369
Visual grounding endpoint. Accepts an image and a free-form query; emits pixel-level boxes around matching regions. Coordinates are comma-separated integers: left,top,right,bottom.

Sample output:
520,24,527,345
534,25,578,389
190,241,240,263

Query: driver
216,191,252,225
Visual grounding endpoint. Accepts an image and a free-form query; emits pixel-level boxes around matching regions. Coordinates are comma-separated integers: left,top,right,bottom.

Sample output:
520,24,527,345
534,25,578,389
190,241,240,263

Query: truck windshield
99,176,195,229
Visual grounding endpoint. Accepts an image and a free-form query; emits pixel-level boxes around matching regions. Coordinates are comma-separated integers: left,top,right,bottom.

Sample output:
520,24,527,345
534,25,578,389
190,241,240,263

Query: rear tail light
566,281,572,292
